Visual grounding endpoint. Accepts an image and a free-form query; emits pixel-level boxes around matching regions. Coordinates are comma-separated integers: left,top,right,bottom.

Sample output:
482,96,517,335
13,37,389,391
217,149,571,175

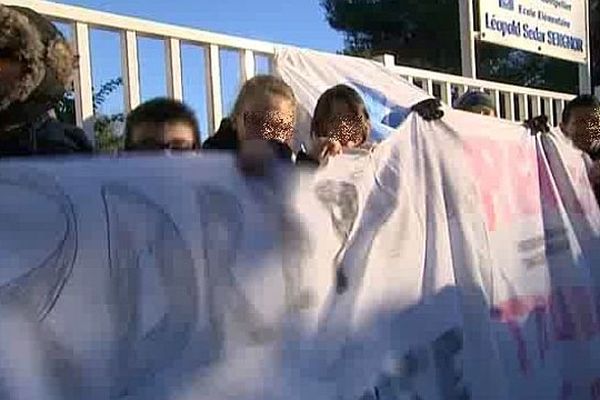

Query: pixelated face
317,101,367,148
0,57,24,100
238,94,295,143
562,106,600,153
129,121,197,151
480,107,497,117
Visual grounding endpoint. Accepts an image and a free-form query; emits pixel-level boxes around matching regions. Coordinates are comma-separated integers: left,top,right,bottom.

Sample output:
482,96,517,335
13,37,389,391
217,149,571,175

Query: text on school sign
479,0,588,63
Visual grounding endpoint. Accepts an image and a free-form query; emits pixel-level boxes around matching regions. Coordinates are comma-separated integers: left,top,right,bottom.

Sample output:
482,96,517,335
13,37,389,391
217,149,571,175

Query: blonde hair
230,75,297,130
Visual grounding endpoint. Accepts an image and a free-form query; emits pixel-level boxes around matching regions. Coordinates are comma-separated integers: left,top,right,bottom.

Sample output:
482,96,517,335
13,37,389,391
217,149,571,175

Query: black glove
410,98,444,121
523,115,550,135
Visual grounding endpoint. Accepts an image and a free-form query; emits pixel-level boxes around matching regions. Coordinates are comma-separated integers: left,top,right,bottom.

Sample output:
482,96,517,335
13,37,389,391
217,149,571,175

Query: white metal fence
1,0,577,137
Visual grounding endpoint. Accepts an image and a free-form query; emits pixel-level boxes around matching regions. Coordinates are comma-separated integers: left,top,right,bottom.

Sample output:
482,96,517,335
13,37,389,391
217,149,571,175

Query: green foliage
321,0,597,93
321,0,462,74
94,113,125,153
477,43,578,93
54,78,125,152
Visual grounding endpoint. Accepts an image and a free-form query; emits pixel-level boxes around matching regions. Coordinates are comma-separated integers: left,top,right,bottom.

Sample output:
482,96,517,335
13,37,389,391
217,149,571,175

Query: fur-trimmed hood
0,5,77,129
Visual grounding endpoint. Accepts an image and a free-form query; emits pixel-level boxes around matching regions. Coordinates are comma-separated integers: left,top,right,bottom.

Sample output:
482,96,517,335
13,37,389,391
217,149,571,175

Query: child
560,95,600,160
203,75,296,153
303,84,372,166
454,90,497,117
124,97,200,151
202,75,303,174
0,5,92,156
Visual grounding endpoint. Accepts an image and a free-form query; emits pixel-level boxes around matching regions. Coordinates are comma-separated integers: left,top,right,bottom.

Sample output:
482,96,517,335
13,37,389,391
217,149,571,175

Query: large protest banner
0,48,599,400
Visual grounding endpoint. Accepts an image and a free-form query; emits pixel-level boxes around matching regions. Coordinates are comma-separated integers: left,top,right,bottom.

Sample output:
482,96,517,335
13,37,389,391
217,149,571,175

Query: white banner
479,0,588,63
0,48,599,400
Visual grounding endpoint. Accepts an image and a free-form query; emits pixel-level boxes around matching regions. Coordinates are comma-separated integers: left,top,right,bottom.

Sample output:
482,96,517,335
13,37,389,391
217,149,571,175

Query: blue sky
54,0,344,139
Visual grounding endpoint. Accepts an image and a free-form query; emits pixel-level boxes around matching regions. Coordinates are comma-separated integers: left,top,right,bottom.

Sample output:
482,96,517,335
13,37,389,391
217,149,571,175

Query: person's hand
523,115,550,135
410,98,444,121
309,137,343,165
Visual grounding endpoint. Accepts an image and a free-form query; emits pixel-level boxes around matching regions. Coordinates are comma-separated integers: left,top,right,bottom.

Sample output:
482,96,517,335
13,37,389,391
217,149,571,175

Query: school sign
479,0,589,63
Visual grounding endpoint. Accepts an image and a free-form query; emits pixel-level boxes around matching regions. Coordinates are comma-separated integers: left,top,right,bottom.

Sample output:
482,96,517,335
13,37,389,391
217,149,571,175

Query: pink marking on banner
491,295,548,374
492,288,600,375
464,138,541,232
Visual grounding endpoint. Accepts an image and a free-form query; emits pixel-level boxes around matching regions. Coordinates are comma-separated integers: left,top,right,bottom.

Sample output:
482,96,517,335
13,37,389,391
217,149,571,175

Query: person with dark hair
454,90,497,117
303,84,372,166
124,97,200,151
0,5,93,156
560,94,600,160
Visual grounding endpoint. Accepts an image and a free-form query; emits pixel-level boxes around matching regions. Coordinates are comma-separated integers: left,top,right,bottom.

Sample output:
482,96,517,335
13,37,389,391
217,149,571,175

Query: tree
321,0,594,94
321,0,462,74
55,78,125,152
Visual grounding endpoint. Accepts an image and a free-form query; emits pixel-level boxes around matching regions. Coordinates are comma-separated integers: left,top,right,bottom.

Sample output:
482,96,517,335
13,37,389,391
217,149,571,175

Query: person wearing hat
454,90,497,117
0,5,93,156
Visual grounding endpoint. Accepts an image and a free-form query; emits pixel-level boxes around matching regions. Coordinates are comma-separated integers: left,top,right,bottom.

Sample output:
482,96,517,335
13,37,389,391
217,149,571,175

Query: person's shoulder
202,118,238,151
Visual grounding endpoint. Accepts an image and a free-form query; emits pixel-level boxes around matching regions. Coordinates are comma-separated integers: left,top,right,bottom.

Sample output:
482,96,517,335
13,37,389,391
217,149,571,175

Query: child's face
239,94,295,143
129,121,197,151
561,106,600,153
317,100,367,148
0,57,24,100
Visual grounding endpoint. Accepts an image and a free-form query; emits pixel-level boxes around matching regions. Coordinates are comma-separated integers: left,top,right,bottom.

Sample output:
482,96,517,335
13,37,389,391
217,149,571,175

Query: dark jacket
0,5,93,157
203,118,319,167
0,113,93,157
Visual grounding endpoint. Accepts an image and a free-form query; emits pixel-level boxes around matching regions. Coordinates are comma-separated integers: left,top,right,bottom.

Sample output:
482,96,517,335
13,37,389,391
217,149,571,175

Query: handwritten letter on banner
0,48,599,400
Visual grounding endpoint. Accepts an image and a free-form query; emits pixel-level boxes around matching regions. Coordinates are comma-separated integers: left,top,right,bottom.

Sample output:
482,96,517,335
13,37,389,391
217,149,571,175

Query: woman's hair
230,75,297,130
311,84,370,144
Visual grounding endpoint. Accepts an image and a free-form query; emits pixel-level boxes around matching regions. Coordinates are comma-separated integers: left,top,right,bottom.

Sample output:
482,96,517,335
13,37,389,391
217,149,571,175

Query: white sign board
478,0,589,63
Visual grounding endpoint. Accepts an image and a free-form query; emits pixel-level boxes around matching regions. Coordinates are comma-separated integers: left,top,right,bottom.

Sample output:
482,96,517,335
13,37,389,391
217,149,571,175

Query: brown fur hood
0,5,77,126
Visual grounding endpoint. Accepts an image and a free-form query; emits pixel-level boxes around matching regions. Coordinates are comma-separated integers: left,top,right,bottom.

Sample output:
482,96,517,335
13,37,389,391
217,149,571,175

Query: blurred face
129,121,197,151
480,107,497,117
462,105,496,117
238,94,295,143
316,100,368,148
0,58,24,99
561,106,600,153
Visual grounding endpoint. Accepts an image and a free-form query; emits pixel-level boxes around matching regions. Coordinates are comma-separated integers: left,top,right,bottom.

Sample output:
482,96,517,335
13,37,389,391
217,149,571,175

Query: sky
53,0,345,139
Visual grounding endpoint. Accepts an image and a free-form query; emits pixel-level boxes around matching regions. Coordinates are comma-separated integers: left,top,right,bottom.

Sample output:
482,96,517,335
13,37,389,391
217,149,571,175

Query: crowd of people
1,5,599,196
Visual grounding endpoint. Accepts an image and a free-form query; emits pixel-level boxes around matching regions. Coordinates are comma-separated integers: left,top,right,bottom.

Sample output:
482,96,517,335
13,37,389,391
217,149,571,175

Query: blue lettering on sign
518,5,536,18
499,0,514,11
547,31,584,52
485,13,521,38
523,24,546,43
346,81,410,142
